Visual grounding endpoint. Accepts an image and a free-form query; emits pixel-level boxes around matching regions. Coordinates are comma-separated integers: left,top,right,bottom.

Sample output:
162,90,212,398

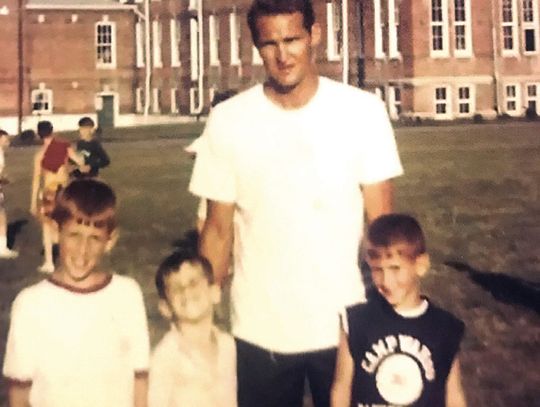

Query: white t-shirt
3,274,150,407
148,325,237,407
190,76,403,353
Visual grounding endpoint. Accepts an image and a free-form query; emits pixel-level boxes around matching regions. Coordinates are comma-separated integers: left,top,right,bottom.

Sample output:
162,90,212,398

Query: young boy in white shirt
332,214,467,407
3,178,150,407
0,129,18,258
149,249,237,407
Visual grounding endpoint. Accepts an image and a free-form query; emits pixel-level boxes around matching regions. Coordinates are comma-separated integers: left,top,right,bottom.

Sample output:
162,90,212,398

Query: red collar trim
47,273,113,294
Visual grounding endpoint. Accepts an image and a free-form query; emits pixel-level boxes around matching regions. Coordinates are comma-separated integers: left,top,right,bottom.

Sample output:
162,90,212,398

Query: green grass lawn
0,121,539,406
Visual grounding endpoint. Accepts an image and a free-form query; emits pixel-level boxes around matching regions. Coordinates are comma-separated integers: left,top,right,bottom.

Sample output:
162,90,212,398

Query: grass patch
1,122,539,406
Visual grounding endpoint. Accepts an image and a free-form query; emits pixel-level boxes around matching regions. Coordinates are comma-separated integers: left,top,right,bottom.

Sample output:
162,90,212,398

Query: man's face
0,135,10,148
57,219,113,287
255,12,319,92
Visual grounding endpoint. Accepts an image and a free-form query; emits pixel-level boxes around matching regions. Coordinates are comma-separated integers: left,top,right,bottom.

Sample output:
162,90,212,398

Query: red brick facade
1,0,540,133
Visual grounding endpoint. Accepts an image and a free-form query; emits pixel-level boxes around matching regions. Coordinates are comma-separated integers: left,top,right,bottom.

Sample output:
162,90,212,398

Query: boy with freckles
3,179,150,407
331,214,466,407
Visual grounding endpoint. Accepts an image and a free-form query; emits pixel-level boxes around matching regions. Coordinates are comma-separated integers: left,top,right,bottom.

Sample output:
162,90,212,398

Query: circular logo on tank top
375,353,423,405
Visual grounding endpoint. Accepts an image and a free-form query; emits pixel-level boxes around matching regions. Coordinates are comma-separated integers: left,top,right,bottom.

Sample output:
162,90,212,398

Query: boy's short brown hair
51,179,117,234
367,213,426,260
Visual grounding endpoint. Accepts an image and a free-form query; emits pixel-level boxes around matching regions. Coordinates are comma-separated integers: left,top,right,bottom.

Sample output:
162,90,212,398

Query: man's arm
446,357,467,407
199,200,235,286
134,374,148,407
361,179,394,224
7,383,30,407
331,328,354,407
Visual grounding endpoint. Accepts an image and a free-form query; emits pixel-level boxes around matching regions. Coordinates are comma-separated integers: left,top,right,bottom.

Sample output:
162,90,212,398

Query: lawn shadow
444,261,540,315
7,218,28,249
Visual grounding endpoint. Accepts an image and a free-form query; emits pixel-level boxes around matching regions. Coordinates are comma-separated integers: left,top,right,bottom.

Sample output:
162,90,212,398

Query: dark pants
236,338,337,407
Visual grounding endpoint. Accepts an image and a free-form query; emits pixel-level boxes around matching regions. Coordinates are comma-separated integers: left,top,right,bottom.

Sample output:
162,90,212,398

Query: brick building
1,0,539,133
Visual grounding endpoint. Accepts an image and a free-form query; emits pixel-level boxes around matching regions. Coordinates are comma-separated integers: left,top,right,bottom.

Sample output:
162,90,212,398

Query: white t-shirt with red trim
3,274,150,407
190,76,404,353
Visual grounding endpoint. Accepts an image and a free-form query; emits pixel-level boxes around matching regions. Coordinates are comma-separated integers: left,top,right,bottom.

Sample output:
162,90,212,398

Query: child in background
0,130,18,258
4,179,150,407
149,249,236,407
332,214,466,407
31,120,84,273
71,116,110,179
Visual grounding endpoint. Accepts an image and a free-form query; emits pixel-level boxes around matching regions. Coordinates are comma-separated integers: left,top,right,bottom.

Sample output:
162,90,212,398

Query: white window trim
388,0,401,59
373,0,385,59
152,88,161,113
170,19,181,67
522,0,539,55
170,88,179,113
31,87,53,114
434,85,452,119
454,0,473,57
190,16,199,81
230,10,241,66
502,0,519,56
189,87,199,114
209,14,220,66
456,85,475,117
96,21,117,69
525,82,540,113
430,0,449,58
152,20,163,68
326,1,342,61
252,45,263,65
136,21,145,68
135,87,144,113
504,83,521,115
388,86,401,120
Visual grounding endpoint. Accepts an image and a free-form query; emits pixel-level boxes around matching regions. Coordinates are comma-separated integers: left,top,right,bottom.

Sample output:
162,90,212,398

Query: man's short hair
247,0,315,46
37,121,53,139
78,116,95,128
0,129,8,137
155,248,214,300
51,179,117,234
367,214,426,260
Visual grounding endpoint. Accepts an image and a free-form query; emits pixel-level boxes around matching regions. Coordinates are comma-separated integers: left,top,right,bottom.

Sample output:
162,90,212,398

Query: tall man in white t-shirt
189,1,403,406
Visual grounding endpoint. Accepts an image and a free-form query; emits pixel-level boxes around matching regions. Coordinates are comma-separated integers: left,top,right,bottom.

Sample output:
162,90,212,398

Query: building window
454,0,472,56
252,45,263,65
526,83,540,113
31,87,53,114
435,86,450,116
502,0,518,55
522,0,538,53
230,10,241,66
190,15,199,81
326,0,342,61
136,87,144,113
189,87,199,114
170,88,179,113
170,19,181,67
209,14,220,66
136,21,145,68
388,0,401,58
505,84,520,113
373,0,385,59
152,20,163,68
96,22,116,68
389,86,402,119
430,0,449,57
457,86,474,116
152,88,161,113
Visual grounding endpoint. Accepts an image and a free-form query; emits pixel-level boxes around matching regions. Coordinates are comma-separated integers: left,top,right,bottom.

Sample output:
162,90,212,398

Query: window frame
434,85,451,118
96,20,117,69
501,0,518,56
456,85,475,117
430,0,449,58
504,83,521,115
326,0,343,61
209,14,220,66
152,20,163,68
170,18,181,67
31,87,53,114
229,10,241,66
522,0,539,54
453,0,472,57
